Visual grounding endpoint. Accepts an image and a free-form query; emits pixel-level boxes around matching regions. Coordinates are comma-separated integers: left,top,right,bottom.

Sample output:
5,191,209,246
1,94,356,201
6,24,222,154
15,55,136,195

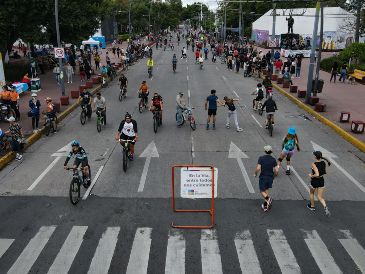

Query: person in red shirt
22,73,31,90
274,59,283,75
195,49,200,63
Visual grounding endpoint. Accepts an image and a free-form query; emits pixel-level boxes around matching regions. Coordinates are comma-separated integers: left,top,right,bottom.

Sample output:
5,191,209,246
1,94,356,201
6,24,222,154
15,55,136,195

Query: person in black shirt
261,94,278,127
255,145,278,212
307,151,331,216
339,63,347,83
78,89,92,118
330,61,338,83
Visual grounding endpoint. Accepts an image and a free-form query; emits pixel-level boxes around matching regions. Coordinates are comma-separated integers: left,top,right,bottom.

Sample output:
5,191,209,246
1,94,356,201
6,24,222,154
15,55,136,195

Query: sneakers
324,207,331,217
206,124,209,130
267,197,273,206
128,154,134,161
286,169,291,175
236,128,243,132
261,203,268,212
15,153,23,161
307,203,316,211
226,124,230,129
212,124,216,130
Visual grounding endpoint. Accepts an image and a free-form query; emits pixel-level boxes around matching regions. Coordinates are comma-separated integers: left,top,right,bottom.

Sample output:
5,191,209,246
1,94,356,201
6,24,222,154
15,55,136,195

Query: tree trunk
354,1,361,43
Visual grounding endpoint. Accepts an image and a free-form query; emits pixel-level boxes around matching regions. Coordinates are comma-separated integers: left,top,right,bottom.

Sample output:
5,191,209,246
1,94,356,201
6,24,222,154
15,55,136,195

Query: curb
272,82,365,153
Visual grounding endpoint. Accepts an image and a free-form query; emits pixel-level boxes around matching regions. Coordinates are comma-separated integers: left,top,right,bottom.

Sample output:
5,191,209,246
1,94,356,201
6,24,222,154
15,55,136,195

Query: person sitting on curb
6,116,24,161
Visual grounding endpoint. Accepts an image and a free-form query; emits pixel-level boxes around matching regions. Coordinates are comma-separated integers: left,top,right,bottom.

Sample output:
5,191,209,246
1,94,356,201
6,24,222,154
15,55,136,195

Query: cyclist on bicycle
149,92,163,123
252,83,264,110
64,140,91,188
139,80,149,105
147,57,154,77
93,92,106,124
115,113,138,161
45,97,57,133
119,74,128,92
261,93,277,128
176,92,187,126
78,89,92,118
172,54,177,71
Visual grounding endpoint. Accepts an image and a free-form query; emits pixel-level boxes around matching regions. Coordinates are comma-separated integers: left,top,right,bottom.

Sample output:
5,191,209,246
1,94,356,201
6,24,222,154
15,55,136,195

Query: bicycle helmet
257,83,262,88
178,91,184,95
125,112,132,119
71,140,80,147
288,127,296,135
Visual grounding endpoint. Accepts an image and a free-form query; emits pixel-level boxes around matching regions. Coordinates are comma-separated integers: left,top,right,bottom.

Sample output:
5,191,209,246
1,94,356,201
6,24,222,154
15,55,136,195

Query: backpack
284,138,296,151
257,89,264,97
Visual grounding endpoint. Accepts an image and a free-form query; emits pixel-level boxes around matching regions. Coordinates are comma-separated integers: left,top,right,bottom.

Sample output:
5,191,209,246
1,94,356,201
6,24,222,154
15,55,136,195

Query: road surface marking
126,227,152,274
216,66,219,71
291,167,310,192
188,89,191,99
201,229,223,274
48,226,88,274
102,148,110,157
138,142,159,192
222,75,227,81
339,230,365,273
251,114,263,128
87,227,120,274
28,157,61,191
302,230,342,274
234,230,262,273
165,230,185,274
8,226,56,274
191,136,195,158
228,142,255,193
187,75,189,81
186,66,188,71
232,90,239,98
0,239,14,259
83,165,104,200
267,229,301,274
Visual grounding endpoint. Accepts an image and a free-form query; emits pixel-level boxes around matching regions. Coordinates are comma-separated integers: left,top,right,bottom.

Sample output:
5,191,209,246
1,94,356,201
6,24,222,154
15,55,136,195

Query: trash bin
312,79,324,93
31,78,41,92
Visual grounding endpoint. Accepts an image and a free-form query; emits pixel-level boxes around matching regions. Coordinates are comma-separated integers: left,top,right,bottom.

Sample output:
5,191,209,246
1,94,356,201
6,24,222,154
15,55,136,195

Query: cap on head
313,151,322,159
264,145,272,153
125,112,131,119
45,97,52,102
288,127,296,135
179,91,184,95
31,93,37,97
7,116,15,122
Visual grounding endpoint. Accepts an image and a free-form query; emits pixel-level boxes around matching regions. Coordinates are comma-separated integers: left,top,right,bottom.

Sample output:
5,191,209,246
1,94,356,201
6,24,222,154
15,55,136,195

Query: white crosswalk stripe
338,230,365,273
87,227,120,274
48,226,88,274
267,229,301,274
302,230,342,274
201,229,223,274
126,227,152,274
165,229,185,274
234,230,262,274
7,226,56,274
0,239,14,259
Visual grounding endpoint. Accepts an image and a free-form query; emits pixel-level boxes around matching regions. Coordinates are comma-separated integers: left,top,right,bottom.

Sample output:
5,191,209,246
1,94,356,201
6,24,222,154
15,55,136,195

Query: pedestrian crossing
0,226,364,273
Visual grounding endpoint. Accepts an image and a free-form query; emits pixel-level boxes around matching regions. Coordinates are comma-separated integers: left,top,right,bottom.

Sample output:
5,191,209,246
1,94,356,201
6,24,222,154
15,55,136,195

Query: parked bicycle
176,106,196,130
119,139,135,172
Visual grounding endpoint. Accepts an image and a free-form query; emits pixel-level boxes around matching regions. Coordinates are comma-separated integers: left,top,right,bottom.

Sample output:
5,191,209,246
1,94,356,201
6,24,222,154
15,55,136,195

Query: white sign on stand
180,167,218,198
54,47,65,58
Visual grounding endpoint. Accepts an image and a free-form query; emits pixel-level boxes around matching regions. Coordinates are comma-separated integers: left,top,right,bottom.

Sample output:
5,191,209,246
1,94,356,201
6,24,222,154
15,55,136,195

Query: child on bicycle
261,93,277,128
252,83,264,110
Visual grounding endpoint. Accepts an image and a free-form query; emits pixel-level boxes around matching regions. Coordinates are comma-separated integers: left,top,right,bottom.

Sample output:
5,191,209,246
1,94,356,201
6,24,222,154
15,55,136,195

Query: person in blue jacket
29,93,41,132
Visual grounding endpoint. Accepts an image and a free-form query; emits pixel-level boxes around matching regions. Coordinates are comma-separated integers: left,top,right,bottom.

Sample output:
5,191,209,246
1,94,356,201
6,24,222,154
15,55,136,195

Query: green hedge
118,34,130,41
4,61,29,82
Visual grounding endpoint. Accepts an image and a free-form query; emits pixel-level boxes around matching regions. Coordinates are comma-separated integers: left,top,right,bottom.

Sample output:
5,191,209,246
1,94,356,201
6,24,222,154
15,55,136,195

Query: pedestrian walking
65,62,74,84
277,127,300,175
106,52,111,65
9,87,20,121
29,93,41,132
330,61,338,83
307,151,331,217
94,53,101,70
6,116,24,161
223,96,243,132
205,89,221,130
254,145,279,212
295,55,302,77
338,63,347,83
116,47,120,58
79,62,86,82
53,64,60,84
235,58,240,73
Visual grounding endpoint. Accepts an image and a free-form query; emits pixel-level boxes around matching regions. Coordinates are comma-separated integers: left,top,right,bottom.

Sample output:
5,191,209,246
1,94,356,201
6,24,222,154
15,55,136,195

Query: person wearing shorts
307,151,331,216
278,127,300,175
255,145,278,212
205,89,221,130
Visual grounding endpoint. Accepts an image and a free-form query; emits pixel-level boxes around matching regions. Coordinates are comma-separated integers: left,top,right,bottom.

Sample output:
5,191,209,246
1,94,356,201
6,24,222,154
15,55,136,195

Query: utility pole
128,0,132,35
271,2,276,56
54,0,65,96
148,0,152,35
354,0,361,43
314,2,323,95
239,1,242,37
306,1,320,104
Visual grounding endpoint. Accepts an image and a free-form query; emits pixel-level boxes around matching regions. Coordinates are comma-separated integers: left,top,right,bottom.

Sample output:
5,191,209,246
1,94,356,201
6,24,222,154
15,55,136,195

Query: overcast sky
182,0,218,11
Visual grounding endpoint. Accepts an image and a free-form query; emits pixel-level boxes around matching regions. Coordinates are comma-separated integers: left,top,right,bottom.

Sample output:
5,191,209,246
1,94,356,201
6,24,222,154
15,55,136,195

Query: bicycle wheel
139,100,144,113
269,123,273,137
80,110,86,125
176,112,185,126
123,149,128,172
97,117,102,132
153,115,158,133
69,178,80,205
45,121,51,136
119,91,123,101
190,116,196,130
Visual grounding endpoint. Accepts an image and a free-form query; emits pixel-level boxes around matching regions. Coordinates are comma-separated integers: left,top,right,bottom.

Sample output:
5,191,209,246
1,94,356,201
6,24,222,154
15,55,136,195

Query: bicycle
96,109,105,132
80,104,89,125
138,93,148,113
148,67,153,78
119,139,135,172
65,166,90,205
266,113,274,137
173,63,176,73
153,110,162,133
252,96,263,116
119,85,127,101
176,107,196,130
44,114,57,136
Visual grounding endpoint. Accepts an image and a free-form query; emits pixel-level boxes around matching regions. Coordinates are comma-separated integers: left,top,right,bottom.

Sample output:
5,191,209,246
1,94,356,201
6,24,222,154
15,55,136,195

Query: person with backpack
223,96,243,132
307,151,331,216
277,127,300,175
203,47,209,60
252,83,264,110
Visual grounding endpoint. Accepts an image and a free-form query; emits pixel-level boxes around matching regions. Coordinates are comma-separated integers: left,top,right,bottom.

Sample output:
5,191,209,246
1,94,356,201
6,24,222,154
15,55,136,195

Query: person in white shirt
65,62,74,83
93,92,106,124
115,113,138,160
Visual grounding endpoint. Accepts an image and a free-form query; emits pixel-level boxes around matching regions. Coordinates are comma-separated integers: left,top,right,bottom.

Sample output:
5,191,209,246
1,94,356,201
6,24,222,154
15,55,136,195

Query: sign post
0,53,5,86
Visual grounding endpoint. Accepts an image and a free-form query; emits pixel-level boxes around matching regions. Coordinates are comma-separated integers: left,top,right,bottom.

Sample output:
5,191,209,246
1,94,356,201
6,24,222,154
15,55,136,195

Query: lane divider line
251,114,263,128
82,165,104,200
232,90,239,98
28,157,61,191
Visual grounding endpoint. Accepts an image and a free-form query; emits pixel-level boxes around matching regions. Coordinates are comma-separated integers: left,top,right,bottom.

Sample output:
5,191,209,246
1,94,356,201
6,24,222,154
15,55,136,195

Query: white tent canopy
252,7,355,36
82,37,99,45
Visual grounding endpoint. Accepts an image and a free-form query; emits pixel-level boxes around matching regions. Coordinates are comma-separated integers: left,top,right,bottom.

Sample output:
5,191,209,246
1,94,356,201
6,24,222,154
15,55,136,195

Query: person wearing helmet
115,113,138,160
45,97,57,133
176,92,187,126
64,140,91,187
261,93,277,128
119,74,128,92
149,92,163,124
252,83,264,110
78,89,92,118
277,127,300,175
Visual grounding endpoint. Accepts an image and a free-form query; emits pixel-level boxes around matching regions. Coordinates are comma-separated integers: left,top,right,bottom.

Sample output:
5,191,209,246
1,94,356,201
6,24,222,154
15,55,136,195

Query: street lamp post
54,0,65,96
149,0,152,35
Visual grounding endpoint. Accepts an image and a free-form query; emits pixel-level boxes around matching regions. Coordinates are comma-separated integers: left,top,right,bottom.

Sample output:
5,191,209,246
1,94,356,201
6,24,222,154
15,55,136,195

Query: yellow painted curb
273,83,365,153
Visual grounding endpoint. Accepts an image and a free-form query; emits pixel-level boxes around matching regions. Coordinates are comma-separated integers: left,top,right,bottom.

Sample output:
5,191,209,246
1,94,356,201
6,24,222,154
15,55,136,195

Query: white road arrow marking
311,141,365,193
28,142,71,191
138,141,159,192
228,142,255,193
